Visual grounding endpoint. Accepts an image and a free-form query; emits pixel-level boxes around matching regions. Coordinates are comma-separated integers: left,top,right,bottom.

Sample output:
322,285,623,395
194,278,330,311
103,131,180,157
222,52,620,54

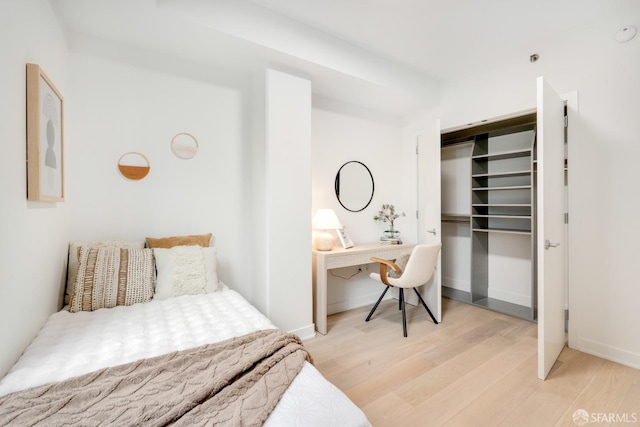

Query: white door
537,77,566,380
417,121,442,321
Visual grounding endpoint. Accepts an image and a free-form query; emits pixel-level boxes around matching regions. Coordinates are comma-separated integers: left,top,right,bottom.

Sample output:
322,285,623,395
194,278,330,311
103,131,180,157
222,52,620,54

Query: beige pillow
389,253,411,278
69,247,155,313
145,233,212,249
66,240,145,304
153,246,220,300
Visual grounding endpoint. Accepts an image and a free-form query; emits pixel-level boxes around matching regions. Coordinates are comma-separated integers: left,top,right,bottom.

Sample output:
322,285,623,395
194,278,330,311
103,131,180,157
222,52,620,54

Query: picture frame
336,228,354,249
26,63,64,201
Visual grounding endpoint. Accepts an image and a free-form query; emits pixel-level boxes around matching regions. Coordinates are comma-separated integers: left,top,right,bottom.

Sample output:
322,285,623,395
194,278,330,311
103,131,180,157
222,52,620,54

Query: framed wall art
26,63,64,201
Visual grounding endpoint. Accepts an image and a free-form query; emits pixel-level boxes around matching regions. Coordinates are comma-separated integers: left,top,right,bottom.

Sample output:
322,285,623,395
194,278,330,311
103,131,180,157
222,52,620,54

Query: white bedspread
0,286,370,427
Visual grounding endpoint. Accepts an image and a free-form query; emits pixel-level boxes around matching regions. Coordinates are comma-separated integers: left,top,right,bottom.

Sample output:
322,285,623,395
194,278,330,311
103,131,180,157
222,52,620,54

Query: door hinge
564,213,569,224
564,116,568,128
564,309,569,332
416,210,419,219
416,144,419,155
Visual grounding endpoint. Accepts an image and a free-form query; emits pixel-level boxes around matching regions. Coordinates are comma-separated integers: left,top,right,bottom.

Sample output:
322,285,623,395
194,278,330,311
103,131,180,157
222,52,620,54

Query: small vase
383,229,400,239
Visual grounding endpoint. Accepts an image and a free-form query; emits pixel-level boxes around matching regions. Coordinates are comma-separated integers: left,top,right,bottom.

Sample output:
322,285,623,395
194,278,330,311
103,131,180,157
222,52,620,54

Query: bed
0,237,370,426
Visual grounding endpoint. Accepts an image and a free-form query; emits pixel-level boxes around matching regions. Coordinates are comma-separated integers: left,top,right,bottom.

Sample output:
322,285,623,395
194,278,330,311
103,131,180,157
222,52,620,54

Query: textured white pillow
66,240,145,304
69,247,155,313
153,246,219,300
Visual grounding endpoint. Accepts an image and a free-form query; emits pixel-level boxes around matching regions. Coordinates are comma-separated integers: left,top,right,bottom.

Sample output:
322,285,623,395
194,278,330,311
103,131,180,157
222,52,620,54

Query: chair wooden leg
413,288,438,324
400,288,407,337
366,286,390,321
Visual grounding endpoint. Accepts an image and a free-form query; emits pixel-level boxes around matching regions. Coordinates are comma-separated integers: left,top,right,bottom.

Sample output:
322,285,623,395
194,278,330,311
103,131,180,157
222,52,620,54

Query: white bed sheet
0,285,370,427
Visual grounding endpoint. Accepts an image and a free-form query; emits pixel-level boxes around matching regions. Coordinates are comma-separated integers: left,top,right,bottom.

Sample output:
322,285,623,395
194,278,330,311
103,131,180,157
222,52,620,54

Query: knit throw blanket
0,329,311,426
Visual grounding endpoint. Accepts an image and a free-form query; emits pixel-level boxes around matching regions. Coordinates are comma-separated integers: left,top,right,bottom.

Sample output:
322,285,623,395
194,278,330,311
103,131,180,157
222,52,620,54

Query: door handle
545,239,560,249
427,228,436,236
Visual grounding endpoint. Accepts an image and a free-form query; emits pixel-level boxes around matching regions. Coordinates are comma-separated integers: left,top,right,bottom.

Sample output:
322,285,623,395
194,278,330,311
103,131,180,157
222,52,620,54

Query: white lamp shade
312,209,343,230
312,209,343,251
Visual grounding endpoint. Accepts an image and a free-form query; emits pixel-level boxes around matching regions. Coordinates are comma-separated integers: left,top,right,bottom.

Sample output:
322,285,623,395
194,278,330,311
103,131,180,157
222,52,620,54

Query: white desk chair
366,242,442,337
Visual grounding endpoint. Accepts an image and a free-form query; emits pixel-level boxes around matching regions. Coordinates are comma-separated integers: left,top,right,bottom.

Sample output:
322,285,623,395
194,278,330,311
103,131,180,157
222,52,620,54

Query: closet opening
440,112,548,321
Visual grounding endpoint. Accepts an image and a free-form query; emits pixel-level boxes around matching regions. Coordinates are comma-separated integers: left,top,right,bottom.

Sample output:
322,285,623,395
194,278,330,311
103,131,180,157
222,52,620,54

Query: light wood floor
303,297,640,427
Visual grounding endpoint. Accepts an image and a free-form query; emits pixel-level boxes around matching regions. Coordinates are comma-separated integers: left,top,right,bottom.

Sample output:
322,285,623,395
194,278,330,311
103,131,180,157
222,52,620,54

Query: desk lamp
312,209,342,251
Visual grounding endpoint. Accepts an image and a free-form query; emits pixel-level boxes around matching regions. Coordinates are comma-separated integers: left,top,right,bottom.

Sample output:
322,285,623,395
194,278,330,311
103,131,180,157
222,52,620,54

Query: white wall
311,103,414,313
67,44,318,338
439,19,640,368
247,68,268,316
265,68,313,336
0,0,70,376
66,48,262,301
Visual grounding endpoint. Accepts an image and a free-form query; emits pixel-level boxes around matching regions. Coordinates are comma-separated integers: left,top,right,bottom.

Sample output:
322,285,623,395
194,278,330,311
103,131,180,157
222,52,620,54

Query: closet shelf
442,213,471,224
471,148,531,161
471,170,531,178
472,228,532,235
472,185,531,191
472,203,532,207
472,214,531,219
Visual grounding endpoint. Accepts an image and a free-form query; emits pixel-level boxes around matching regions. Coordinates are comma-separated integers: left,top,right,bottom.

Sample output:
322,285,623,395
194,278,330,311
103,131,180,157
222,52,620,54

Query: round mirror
334,161,374,212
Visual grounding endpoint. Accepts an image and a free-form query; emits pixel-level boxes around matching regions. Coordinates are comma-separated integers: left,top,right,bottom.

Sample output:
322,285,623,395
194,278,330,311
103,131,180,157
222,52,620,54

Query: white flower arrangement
373,204,405,231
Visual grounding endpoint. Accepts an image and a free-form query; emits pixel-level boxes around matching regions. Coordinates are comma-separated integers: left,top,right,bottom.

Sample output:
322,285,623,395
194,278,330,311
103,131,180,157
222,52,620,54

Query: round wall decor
171,132,199,159
118,151,150,180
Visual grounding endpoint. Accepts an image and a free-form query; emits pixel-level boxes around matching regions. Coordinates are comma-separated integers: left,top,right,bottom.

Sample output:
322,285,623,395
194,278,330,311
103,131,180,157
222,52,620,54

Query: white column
265,68,314,338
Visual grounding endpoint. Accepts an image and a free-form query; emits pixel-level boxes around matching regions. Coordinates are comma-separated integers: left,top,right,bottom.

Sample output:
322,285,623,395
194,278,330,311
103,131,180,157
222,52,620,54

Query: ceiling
250,0,625,81
51,0,639,117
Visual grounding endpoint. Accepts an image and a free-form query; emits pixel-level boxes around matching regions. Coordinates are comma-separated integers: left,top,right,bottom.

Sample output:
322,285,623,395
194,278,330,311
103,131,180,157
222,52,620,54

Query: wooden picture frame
26,63,64,201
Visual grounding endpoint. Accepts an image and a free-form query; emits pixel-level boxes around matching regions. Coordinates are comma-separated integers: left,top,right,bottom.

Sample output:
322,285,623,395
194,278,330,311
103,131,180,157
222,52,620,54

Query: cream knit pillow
153,246,220,300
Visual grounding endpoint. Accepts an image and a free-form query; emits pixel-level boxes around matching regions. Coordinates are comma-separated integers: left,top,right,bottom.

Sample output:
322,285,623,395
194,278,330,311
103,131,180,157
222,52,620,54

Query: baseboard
574,338,640,370
443,277,470,292
289,324,316,341
487,288,531,308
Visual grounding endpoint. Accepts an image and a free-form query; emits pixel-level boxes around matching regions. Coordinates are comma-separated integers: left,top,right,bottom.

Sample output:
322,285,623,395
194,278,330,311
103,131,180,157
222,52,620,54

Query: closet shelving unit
441,114,538,321
470,132,534,235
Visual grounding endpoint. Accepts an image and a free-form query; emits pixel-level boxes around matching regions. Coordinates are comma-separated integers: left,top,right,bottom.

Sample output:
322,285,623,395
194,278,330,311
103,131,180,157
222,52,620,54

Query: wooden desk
312,242,417,334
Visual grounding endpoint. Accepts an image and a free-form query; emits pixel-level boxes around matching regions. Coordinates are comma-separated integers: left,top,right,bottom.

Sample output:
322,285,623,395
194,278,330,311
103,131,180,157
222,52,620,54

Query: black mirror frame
334,160,375,212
